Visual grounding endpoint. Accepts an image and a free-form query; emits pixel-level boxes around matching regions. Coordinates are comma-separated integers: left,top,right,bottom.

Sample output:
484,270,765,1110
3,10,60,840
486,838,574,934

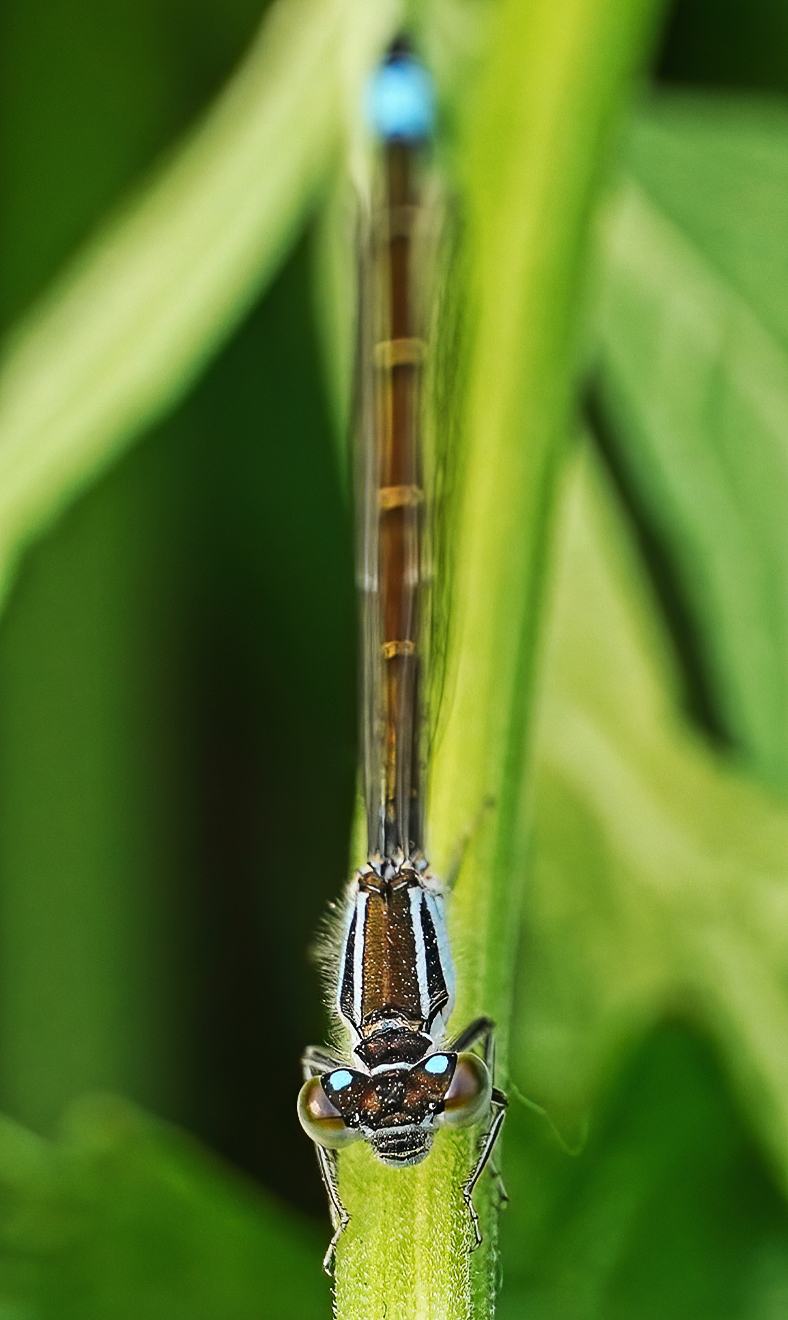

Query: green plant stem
0,0,390,612
334,0,663,1316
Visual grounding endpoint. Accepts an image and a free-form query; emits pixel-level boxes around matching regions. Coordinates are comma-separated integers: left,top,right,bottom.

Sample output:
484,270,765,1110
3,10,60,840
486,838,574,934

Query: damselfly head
298,1051,492,1160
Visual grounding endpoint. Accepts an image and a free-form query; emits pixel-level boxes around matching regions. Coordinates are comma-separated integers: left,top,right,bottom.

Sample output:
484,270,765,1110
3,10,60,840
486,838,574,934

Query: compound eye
438,1052,491,1129
297,1075,362,1149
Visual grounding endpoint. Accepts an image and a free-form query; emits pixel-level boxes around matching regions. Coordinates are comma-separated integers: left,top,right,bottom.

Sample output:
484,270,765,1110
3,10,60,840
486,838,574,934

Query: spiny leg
462,1089,508,1248
301,1047,351,1274
448,1014,494,1056
448,1017,509,1237
458,1020,508,1207
316,1146,349,1276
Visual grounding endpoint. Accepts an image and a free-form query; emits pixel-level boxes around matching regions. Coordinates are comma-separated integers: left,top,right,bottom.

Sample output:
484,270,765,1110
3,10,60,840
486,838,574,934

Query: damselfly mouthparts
297,42,507,1275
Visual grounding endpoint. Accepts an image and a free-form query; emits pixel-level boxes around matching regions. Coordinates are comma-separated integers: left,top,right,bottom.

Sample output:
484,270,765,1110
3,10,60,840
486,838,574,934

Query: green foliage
596,95,788,790
0,1099,323,1319
0,0,390,610
1,0,787,1317
501,1025,788,1320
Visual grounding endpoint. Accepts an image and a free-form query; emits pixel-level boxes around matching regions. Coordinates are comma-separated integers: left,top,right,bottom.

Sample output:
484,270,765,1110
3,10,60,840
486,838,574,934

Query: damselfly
297,41,507,1275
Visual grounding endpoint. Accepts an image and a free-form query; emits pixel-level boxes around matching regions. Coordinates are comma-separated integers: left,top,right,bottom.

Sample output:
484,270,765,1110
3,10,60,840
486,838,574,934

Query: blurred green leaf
501,1025,788,1320
595,95,788,789
0,1098,323,1320
0,0,265,330
511,446,788,1221
0,0,389,612
0,453,185,1132
0,234,355,1178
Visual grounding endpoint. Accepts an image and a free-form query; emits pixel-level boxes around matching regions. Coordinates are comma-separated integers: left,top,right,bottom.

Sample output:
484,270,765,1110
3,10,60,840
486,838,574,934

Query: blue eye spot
425,1054,450,1076
327,1069,354,1092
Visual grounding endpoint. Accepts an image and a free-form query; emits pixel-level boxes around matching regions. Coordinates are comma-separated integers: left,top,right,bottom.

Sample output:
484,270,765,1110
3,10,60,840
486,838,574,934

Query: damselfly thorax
297,41,507,1275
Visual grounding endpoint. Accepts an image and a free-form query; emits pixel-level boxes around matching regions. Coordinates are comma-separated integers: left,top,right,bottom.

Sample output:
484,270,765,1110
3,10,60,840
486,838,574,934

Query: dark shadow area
584,381,734,752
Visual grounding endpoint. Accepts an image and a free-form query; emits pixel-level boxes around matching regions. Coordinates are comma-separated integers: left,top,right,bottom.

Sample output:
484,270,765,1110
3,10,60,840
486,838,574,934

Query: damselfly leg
302,1050,351,1275
449,1017,510,1244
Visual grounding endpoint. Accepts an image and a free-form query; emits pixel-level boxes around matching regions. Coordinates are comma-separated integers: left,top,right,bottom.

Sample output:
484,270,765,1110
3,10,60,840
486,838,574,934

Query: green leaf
501,1025,788,1320
0,1098,323,1320
334,1,664,1316
595,94,788,789
0,0,389,613
514,445,788,1198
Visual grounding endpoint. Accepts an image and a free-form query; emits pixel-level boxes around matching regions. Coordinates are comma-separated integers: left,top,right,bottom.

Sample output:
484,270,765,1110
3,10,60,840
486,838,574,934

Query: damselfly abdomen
297,41,507,1275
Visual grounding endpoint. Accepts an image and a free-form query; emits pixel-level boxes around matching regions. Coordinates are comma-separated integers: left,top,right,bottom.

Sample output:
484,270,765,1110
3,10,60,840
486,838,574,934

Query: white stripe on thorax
335,893,356,1026
425,889,455,1026
408,885,430,1020
353,891,368,1026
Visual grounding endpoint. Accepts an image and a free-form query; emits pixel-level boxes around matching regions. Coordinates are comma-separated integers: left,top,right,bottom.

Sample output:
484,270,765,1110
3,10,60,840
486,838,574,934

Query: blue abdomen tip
367,54,434,143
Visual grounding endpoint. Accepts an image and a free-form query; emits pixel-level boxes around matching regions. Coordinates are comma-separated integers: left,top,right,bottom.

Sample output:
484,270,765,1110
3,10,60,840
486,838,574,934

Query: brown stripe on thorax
357,870,423,1029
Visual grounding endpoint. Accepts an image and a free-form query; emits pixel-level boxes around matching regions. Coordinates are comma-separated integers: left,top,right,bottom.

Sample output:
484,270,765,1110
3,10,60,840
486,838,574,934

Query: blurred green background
1,0,788,1316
